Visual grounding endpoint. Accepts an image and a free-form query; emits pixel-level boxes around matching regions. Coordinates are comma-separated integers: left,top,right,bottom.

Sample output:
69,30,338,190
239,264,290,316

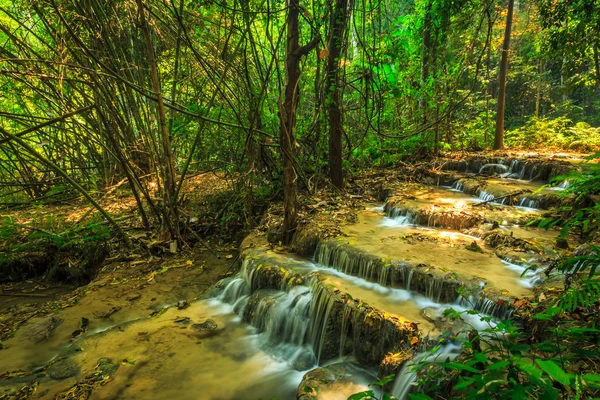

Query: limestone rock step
221,242,422,366
438,153,580,182
297,363,376,400
314,238,516,319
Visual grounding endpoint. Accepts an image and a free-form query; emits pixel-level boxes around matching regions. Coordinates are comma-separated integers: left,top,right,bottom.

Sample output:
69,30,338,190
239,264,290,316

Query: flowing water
3,158,565,399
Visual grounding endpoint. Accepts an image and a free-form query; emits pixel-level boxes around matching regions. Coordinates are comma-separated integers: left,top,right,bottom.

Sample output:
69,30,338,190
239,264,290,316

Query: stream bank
0,152,593,399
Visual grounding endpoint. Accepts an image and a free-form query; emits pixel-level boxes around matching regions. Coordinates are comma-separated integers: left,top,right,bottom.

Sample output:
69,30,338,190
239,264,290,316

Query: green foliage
412,306,600,399
506,117,600,151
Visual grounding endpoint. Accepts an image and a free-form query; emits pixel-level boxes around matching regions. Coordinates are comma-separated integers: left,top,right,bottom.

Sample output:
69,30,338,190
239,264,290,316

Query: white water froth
312,263,492,331
391,343,462,399
501,259,541,288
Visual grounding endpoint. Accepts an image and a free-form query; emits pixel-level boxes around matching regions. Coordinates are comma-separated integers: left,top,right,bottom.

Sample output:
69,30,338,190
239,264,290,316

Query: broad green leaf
536,360,570,386
348,390,376,400
440,362,481,374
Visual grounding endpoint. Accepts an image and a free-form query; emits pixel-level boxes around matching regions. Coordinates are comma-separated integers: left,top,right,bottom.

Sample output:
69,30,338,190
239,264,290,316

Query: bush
506,117,600,151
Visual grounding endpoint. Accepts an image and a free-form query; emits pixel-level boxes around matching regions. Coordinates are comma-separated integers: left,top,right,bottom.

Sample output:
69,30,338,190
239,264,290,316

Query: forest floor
0,150,595,399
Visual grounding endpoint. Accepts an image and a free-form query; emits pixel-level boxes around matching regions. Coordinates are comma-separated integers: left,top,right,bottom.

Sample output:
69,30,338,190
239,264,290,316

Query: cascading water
391,343,461,399
217,260,318,369
314,242,391,287
477,190,496,202
517,197,539,209
479,163,509,175
382,206,418,228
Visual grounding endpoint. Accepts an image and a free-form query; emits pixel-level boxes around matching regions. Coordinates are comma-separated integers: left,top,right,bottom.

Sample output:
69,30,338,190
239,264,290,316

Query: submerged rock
192,319,218,331
24,315,62,343
47,358,79,380
297,363,376,400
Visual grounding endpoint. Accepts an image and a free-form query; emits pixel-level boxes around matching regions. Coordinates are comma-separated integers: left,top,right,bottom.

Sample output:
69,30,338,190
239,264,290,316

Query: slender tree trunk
536,58,543,118
485,34,491,146
420,2,432,125
136,0,179,243
593,41,600,89
326,0,351,189
494,0,514,150
280,0,317,244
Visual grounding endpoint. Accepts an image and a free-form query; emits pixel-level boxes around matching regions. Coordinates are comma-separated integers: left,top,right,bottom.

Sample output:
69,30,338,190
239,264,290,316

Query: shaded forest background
0,0,599,244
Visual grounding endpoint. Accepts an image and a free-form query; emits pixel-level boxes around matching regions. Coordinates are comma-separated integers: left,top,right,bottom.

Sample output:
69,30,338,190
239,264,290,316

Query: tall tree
494,0,515,150
326,0,351,189
280,0,317,243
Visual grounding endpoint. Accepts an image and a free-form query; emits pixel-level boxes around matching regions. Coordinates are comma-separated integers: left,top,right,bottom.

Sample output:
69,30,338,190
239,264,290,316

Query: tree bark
136,0,179,243
494,0,514,150
326,0,350,189
280,0,317,244
593,40,600,89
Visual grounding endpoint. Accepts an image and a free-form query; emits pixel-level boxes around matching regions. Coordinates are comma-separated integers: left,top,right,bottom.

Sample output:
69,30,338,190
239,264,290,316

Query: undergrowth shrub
506,117,600,151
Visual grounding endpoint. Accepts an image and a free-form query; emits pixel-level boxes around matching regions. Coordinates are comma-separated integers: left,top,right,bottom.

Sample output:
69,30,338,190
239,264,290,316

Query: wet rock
127,293,141,301
175,316,191,325
465,241,483,253
483,231,539,252
379,351,414,392
314,240,464,304
311,278,420,365
556,237,569,249
71,317,89,338
192,319,218,331
242,289,282,324
421,307,468,334
297,363,375,400
291,224,321,256
384,202,484,230
24,315,62,343
177,300,189,310
420,307,439,324
47,358,80,380
573,243,596,257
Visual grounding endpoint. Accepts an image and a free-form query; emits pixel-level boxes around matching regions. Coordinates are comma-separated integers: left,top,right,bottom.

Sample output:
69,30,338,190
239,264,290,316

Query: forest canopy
0,0,599,242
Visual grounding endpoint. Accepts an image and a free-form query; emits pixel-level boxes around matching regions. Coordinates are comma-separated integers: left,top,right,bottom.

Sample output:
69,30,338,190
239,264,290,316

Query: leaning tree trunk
280,0,317,244
494,0,514,150
326,0,351,189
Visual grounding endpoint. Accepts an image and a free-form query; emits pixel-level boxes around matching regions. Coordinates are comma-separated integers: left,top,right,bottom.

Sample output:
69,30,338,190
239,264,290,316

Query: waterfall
391,343,461,399
518,197,538,209
314,242,388,286
383,206,418,227
479,164,508,175
451,181,464,192
217,261,317,368
477,190,495,202
308,277,341,363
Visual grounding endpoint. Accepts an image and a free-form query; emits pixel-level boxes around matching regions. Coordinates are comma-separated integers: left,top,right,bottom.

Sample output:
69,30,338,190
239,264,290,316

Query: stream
0,156,579,399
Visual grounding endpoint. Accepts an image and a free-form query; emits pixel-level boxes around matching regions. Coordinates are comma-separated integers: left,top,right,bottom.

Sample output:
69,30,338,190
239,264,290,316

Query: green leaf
487,361,510,371
536,360,570,386
348,390,376,400
515,360,542,380
511,384,526,400
408,394,433,400
440,362,481,374
453,379,475,390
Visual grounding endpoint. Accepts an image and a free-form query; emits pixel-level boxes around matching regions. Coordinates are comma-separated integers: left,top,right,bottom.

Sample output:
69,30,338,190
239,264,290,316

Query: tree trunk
280,0,317,244
536,58,543,118
136,0,179,243
494,0,514,150
326,0,350,189
593,41,600,89
420,2,432,125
